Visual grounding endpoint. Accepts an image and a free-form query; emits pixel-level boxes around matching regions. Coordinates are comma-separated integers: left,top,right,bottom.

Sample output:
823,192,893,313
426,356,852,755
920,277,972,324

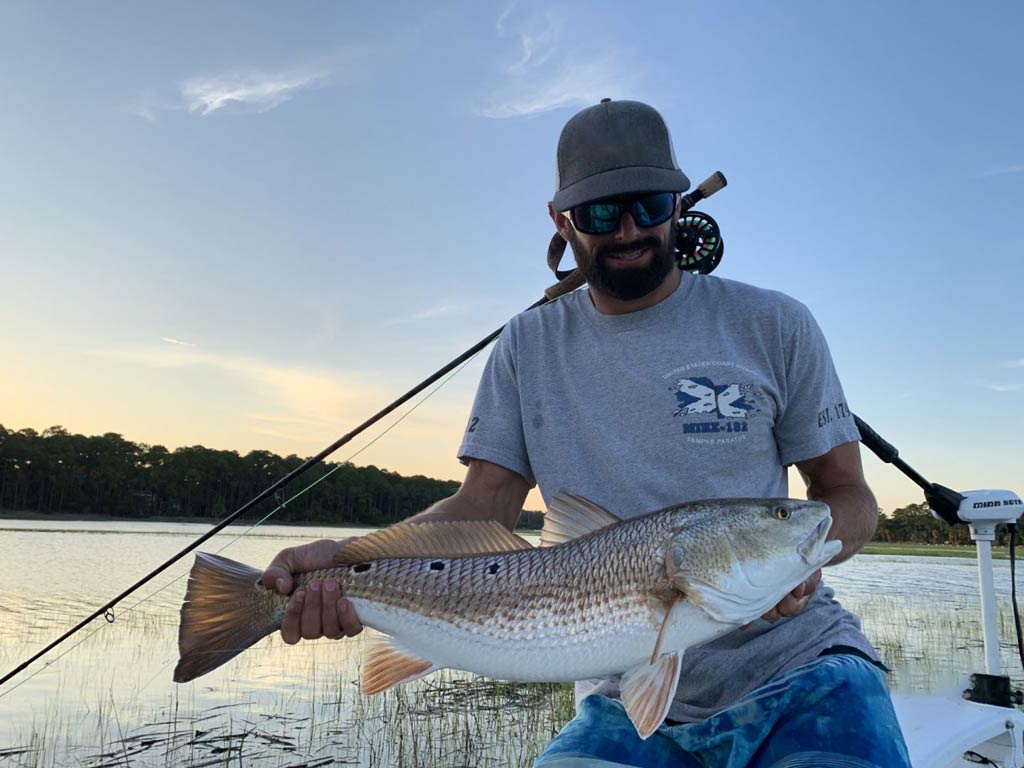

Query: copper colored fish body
175,494,840,738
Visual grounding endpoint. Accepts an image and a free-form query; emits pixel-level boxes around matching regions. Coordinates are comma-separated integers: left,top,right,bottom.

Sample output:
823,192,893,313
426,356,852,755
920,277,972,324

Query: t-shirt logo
673,377,757,419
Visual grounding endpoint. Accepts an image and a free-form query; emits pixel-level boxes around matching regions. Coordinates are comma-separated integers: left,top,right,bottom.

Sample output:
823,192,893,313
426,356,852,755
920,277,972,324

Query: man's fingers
281,590,305,645
762,587,813,622
777,593,810,618
338,598,363,637
321,581,343,639
302,580,324,639
261,547,296,593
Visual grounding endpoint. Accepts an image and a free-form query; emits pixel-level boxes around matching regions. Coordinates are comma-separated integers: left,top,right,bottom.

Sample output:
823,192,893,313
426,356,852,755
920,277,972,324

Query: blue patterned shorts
534,654,911,768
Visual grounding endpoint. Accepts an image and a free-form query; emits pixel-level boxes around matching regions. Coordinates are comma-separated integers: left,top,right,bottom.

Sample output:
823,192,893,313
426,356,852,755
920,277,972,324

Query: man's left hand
761,569,821,622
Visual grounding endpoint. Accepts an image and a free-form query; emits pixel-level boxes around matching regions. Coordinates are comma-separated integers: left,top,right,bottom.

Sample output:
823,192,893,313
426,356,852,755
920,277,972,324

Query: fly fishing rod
0,172,729,689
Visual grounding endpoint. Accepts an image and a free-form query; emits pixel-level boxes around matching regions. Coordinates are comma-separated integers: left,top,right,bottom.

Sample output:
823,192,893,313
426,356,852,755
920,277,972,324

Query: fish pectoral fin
361,634,439,695
619,651,683,740
335,520,531,565
650,594,683,665
540,492,623,547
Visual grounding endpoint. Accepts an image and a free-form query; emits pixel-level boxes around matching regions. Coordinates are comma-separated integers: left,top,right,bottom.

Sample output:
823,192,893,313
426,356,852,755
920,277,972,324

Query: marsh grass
2,632,575,768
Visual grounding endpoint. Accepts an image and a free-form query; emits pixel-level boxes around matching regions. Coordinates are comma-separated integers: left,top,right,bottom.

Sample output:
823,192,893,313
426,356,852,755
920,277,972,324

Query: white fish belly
350,597,731,682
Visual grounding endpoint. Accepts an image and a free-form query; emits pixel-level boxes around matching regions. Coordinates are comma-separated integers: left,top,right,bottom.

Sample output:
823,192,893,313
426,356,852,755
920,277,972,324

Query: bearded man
262,99,911,768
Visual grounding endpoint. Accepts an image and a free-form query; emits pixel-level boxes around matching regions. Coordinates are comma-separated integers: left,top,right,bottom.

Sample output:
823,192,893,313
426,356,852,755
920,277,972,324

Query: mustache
596,236,663,260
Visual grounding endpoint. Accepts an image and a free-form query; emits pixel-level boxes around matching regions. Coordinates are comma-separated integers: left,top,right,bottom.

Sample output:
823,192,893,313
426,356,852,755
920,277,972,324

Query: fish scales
291,513,673,644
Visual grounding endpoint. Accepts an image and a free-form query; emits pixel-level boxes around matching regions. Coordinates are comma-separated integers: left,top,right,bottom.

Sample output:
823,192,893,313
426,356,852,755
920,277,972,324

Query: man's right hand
260,538,364,644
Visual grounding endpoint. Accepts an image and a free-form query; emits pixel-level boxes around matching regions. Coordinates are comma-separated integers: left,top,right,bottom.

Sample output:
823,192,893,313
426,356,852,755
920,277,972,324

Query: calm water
1,520,1022,766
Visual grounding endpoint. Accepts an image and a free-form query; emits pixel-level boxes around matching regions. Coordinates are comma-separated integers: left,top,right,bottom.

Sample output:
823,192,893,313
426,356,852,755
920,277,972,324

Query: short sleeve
774,302,861,466
457,324,536,486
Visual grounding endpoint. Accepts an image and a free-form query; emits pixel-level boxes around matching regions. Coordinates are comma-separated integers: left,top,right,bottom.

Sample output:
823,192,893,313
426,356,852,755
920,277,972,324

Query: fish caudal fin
174,552,283,683
620,651,683,739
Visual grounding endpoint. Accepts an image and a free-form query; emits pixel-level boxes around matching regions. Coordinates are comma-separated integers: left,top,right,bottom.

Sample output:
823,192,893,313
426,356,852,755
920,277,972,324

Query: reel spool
676,211,723,275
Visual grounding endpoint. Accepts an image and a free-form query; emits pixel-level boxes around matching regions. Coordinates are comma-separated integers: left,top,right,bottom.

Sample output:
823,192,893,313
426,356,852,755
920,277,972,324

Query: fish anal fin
620,651,683,740
361,634,438,695
335,520,531,565
540,492,622,548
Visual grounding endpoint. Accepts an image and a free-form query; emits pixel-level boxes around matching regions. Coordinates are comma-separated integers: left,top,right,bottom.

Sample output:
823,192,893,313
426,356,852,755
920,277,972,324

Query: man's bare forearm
796,442,878,565
405,459,529,532
811,483,878,564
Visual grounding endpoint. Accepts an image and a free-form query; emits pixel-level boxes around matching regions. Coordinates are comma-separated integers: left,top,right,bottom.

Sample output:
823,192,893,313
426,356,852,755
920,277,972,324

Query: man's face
562,203,679,302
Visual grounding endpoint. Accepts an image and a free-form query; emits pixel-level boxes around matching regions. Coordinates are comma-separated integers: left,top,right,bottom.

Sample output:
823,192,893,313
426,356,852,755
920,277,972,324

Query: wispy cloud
979,163,1024,178
495,1,519,37
84,343,380,435
129,66,328,121
181,69,327,116
245,412,325,427
504,10,558,75
385,303,467,326
477,8,641,119
1001,358,1024,369
160,337,196,347
978,381,1023,393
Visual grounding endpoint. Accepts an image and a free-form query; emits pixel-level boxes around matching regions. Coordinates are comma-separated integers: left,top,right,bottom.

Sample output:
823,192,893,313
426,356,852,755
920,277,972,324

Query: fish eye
774,506,791,520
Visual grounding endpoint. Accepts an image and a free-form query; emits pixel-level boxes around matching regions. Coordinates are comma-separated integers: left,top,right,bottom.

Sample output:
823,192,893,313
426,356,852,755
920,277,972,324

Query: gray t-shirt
457,271,876,723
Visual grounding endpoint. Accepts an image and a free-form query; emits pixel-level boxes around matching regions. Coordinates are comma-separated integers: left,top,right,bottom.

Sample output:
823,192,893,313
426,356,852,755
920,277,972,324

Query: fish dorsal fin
540,492,622,547
335,520,532,565
620,650,683,739
361,634,438,694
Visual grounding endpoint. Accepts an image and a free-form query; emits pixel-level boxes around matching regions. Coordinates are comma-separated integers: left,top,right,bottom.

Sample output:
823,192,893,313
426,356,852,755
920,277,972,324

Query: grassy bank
860,541,1010,559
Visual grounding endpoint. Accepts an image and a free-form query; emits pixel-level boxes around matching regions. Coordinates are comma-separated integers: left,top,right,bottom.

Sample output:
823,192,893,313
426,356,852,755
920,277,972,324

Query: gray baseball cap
552,99,690,212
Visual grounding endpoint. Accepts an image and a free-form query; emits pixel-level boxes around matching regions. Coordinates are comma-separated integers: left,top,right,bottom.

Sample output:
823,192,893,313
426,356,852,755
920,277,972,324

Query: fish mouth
798,515,835,565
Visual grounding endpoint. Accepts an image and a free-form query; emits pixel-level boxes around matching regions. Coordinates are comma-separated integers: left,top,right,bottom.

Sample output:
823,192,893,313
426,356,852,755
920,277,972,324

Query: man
262,100,911,767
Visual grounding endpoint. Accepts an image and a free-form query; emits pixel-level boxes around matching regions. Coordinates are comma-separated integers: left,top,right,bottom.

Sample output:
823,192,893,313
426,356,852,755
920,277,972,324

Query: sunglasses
568,192,678,235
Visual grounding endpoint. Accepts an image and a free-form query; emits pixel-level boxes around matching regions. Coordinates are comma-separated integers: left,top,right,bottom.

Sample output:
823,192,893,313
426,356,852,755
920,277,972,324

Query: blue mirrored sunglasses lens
583,202,622,233
572,193,675,234
632,193,675,226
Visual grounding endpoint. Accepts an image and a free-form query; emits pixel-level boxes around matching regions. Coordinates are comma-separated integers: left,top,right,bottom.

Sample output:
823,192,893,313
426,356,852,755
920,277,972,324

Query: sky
1,1,1021,516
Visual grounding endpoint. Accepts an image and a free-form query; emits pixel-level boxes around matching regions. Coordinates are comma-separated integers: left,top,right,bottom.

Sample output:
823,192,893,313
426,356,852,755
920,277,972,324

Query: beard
566,220,678,301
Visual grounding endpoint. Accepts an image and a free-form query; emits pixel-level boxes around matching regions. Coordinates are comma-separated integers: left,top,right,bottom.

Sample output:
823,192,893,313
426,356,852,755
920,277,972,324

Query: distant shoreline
0,511,1001,548
0,508,545,531
860,542,1009,560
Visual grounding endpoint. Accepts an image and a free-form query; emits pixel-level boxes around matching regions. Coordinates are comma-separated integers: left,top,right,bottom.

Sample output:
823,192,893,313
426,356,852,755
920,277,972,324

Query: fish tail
173,552,285,683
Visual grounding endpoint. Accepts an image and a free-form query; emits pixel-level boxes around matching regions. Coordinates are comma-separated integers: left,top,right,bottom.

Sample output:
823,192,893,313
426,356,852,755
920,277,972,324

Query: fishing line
0,353,482,698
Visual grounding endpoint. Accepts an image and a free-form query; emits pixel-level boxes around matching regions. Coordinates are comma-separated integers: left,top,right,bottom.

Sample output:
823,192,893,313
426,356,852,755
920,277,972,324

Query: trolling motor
856,415,1024,709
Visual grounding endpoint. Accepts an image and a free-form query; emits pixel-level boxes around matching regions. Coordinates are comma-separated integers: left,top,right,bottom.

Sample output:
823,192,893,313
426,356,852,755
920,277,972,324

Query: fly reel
676,211,723,275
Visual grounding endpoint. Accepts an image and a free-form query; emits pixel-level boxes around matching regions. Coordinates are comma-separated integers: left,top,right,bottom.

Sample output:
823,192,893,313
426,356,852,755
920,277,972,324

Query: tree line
872,501,1004,546
0,425,993,542
0,424,545,529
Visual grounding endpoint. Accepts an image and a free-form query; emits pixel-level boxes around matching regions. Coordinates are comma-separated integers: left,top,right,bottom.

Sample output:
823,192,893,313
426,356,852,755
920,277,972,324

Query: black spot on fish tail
429,561,445,571
353,563,371,573
487,563,500,575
